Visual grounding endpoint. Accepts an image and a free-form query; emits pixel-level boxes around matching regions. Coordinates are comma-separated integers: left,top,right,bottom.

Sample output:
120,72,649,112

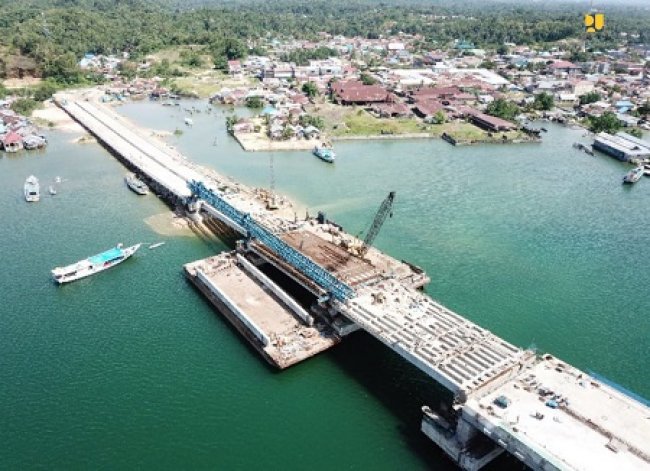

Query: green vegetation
533,92,554,111
179,50,203,68
360,73,377,86
11,98,39,116
637,102,650,117
579,91,602,105
486,98,520,121
432,111,446,125
299,114,325,129
225,114,240,134
245,96,263,109
211,38,248,70
627,128,643,139
589,112,622,134
329,109,429,136
1,0,646,88
281,47,338,66
302,82,318,98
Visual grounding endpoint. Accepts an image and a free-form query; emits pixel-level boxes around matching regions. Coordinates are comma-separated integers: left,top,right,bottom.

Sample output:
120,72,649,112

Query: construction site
56,91,650,471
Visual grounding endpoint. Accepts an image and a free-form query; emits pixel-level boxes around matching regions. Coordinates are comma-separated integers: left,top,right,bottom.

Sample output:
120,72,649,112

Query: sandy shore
32,100,84,133
234,133,318,152
144,212,194,237
72,134,97,144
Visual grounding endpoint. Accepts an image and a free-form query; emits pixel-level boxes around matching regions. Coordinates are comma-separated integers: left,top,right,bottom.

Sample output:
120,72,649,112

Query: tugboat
24,175,40,202
51,243,142,284
313,144,336,163
623,166,644,184
124,173,149,195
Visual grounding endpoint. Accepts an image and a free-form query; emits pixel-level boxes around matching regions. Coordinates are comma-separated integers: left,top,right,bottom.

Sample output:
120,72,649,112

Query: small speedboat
623,166,644,184
48,186,57,195
184,117,193,126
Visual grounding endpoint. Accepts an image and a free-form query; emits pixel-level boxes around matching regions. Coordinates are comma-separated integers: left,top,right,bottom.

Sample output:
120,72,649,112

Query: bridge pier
421,406,504,471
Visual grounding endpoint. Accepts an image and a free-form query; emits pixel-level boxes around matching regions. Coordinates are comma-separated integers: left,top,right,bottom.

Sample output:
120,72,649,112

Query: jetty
56,90,650,471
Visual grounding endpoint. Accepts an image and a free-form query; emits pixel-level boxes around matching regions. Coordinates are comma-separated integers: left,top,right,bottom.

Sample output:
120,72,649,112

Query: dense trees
0,0,649,86
579,91,602,105
301,82,318,98
533,92,554,111
487,98,520,121
360,73,377,85
589,112,622,134
281,47,338,66
245,96,263,109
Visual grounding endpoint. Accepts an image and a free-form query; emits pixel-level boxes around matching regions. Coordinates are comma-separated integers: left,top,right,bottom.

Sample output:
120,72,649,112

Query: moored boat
51,243,141,284
313,145,336,163
623,166,644,184
125,173,149,195
24,175,40,202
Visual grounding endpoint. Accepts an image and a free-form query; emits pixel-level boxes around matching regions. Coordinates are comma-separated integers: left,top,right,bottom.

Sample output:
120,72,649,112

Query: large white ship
51,243,141,284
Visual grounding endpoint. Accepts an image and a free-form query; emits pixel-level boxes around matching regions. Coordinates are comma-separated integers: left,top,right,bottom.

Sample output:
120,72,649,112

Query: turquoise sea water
1,101,648,469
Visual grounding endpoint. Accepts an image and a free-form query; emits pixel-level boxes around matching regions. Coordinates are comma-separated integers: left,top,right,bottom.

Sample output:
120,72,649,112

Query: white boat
125,173,149,195
24,175,40,202
623,166,644,184
184,117,193,126
148,242,165,249
48,186,57,195
51,243,142,284
55,176,62,183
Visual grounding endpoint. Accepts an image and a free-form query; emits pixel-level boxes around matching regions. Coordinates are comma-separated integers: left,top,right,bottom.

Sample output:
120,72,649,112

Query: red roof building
332,80,392,105
413,99,446,118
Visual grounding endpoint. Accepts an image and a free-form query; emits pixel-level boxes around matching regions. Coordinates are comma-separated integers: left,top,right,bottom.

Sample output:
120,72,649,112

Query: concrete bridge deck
57,92,650,471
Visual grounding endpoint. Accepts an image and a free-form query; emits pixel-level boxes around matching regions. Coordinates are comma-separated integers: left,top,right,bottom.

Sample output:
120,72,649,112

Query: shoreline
32,100,85,133
233,132,318,152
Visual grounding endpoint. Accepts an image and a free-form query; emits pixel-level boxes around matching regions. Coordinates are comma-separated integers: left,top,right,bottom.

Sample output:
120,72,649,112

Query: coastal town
5,28,650,163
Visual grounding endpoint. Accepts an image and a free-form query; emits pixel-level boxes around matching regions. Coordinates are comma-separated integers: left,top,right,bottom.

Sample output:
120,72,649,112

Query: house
387,42,406,52
227,60,242,76
232,121,255,133
371,102,411,118
409,86,461,102
331,81,392,105
461,107,517,132
549,60,582,77
1,131,24,152
302,125,321,139
412,100,445,119
615,100,634,114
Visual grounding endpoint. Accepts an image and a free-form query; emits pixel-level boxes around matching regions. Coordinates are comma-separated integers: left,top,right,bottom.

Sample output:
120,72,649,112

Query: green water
1,101,648,469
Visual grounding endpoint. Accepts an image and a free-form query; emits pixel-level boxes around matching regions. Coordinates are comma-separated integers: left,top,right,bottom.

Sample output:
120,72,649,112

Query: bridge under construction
57,91,650,471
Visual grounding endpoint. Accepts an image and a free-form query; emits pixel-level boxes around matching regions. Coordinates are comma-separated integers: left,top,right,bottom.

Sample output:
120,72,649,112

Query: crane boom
359,191,395,256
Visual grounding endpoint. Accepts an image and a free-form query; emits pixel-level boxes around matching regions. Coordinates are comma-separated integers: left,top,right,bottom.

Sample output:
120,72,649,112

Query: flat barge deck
184,252,339,368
